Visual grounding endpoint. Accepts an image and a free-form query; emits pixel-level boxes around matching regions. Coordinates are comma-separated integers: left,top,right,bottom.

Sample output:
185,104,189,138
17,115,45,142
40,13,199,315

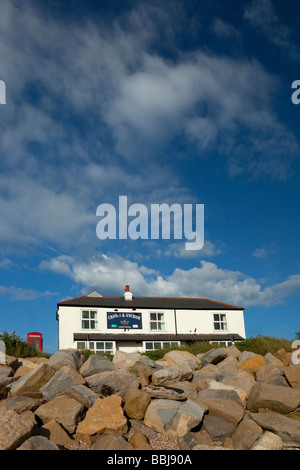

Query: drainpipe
174,309,178,336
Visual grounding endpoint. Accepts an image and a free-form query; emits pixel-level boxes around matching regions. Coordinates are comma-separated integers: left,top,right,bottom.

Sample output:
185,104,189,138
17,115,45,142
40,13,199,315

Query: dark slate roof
58,296,244,310
74,332,244,342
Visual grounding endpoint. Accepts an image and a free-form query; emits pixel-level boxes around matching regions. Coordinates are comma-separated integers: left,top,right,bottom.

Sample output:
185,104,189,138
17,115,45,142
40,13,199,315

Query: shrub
0,331,50,358
234,335,293,355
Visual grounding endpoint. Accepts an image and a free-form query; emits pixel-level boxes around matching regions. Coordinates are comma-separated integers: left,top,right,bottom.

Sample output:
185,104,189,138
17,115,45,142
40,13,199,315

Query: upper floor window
213,313,227,331
81,310,98,329
150,312,165,331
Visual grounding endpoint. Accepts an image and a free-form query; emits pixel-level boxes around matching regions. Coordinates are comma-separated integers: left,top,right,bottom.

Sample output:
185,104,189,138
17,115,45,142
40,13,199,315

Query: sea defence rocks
0,347,299,450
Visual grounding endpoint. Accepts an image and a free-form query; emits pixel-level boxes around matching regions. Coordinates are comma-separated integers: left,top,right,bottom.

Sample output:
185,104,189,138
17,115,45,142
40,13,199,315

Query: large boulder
284,364,300,389
247,412,300,448
40,366,86,400
201,414,236,442
250,431,284,450
48,349,85,372
238,355,266,374
8,363,54,398
162,350,201,370
231,418,263,450
17,435,59,450
75,395,127,445
0,409,35,450
151,363,193,386
35,395,85,434
247,382,300,413
143,399,207,437
196,389,244,426
200,348,228,367
255,364,289,387
79,354,116,378
86,369,140,397
123,387,151,419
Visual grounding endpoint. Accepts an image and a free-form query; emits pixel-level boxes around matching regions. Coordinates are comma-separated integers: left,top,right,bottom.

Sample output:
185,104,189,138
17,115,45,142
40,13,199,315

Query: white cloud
0,285,57,301
166,240,223,259
42,254,300,308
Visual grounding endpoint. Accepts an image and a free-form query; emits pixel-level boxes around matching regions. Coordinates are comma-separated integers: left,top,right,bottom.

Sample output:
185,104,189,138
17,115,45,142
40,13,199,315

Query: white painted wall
57,304,246,351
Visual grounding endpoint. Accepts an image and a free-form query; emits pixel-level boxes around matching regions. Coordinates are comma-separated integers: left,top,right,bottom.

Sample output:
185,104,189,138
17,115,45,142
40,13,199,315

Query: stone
0,395,42,413
284,364,300,389
143,399,207,437
142,385,187,401
193,444,232,450
202,414,236,442
247,382,300,413
256,364,289,387
66,384,99,408
238,355,266,374
168,381,198,400
38,419,75,447
264,352,285,368
86,369,140,397
0,365,13,380
48,348,85,371
274,348,293,367
231,418,263,450
225,345,241,360
75,395,127,444
129,431,153,450
250,431,284,450
162,350,201,370
220,369,256,396
177,432,203,450
112,350,141,368
248,412,300,448
92,433,134,450
123,387,151,420
79,354,116,377
17,435,59,450
198,378,247,407
200,348,228,366
192,364,218,383
35,395,85,434
196,389,244,426
40,365,86,400
0,409,35,450
8,363,54,398
151,363,193,386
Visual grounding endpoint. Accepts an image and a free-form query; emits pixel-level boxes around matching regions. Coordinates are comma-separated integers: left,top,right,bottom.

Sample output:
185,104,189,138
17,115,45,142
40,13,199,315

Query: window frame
149,312,165,331
76,340,115,355
144,341,180,351
213,313,228,331
81,310,98,330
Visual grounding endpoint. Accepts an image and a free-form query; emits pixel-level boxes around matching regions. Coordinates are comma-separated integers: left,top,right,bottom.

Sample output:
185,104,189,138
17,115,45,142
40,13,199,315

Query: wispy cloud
41,254,300,308
0,285,57,301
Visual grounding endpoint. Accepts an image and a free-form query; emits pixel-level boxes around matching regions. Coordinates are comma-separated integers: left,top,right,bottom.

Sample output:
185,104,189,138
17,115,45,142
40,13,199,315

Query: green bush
0,331,50,358
232,335,292,355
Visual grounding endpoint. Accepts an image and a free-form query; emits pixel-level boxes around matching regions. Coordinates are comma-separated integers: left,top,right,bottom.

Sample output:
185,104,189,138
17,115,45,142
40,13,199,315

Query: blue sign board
107,312,142,329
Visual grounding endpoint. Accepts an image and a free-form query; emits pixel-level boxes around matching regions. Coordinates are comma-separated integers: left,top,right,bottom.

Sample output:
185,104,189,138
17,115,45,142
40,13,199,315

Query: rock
79,354,116,377
193,444,232,450
75,395,127,445
129,431,153,450
40,366,86,400
92,433,134,450
168,381,198,400
248,412,300,448
238,355,266,374
112,350,141,368
256,364,289,387
38,419,75,447
231,418,263,450
247,382,300,413
284,364,300,389
0,366,13,380
151,363,193,386
220,369,256,396
201,414,236,442
8,363,54,398
48,349,85,372
200,348,228,366
225,345,242,360
196,389,244,426
250,431,284,450
35,395,85,434
177,432,203,450
0,409,35,450
198,378,247,407
17,435,60,450
142,385,187,401
123,387,151,419
274,348,293,367
66,384,99,408
0,395,42,413
264,352,285,368
5,355,19,371
162,350,201,370
192,364,218,383
86,369,140,397
144,399,207,437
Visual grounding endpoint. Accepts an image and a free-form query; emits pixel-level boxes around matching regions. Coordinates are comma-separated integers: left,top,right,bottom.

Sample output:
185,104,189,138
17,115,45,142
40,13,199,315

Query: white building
56,285,246,354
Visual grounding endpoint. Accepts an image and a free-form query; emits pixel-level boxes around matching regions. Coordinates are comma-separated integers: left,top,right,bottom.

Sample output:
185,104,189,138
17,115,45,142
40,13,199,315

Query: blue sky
0,0,299,353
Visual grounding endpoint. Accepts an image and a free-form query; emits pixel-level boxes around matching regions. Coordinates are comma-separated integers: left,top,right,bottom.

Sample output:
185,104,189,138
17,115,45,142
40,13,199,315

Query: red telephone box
27,332,43,353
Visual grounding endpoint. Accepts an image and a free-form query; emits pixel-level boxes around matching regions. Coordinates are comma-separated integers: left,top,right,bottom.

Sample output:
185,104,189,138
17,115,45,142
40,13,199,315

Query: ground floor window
144,341,180,351
76,341,115,354
211,340,233,347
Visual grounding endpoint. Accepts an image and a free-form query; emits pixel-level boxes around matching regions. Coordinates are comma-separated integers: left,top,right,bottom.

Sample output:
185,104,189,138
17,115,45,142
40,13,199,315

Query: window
144,341,180,351
213,313,228,331
81,310,98,330
150,312,165,331
76,341,115,355
211,341,232,347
